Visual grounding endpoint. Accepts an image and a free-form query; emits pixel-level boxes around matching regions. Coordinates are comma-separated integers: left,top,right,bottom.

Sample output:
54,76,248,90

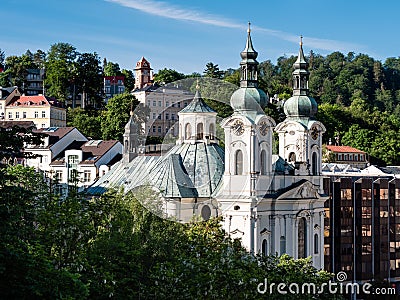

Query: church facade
89,26,327,269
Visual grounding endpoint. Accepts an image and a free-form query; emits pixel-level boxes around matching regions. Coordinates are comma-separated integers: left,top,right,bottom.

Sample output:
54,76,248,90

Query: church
88,25,327,269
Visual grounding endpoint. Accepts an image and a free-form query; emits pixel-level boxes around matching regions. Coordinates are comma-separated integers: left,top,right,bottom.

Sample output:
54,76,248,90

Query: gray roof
87,142,225,199
179,90,216,114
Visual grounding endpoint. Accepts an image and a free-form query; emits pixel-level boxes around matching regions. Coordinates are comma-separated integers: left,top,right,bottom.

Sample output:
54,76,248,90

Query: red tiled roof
325,145,366,154
8,95,64,108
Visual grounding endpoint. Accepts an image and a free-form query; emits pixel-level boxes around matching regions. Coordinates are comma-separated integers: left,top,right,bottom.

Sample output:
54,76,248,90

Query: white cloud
106,0,364,53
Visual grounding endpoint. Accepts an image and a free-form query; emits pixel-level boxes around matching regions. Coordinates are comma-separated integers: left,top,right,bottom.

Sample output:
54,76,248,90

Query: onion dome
283,37,318,121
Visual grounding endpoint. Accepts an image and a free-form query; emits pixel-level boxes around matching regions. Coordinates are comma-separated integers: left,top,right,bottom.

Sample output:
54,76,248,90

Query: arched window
209,123,214,138
298,217,307,258
312,152,318,175
197,123,203,139
289,152,296,162
185,123,191,140
262,239,268,256
260,150,267,175
124,139,128,153
280,236,286,255
314,233,319,254
235,150,243,175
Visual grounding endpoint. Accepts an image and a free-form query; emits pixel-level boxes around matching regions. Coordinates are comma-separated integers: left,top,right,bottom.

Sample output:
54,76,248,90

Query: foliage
75,52,103,108
66,107,102,139
45,42,77,102
0,124,44,161
0,168,336,299
121,69,135,92
100,93,149,141
153,68,185,85
203,62,224,79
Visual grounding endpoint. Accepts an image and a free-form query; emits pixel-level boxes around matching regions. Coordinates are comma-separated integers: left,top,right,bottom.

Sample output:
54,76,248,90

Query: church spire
292,36,309,96
240,22,259,88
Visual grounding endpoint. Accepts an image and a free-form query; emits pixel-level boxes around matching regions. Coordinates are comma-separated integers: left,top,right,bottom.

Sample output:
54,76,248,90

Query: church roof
87,142,225,198
179,90,216,114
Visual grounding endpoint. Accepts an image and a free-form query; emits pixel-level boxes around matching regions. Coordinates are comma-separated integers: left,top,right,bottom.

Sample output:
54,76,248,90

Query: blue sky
2,0,399,74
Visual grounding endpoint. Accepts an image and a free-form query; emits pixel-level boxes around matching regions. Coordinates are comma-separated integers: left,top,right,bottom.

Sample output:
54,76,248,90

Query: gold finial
300,35,303,46
247,21,251,34
196,78,200,90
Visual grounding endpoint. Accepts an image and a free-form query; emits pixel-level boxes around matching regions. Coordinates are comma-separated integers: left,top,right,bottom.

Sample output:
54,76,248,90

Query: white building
6,94,66,128
89,28,327,269
24,127,88,172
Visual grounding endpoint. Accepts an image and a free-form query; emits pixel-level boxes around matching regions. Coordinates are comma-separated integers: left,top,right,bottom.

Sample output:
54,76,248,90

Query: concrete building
104,75,125,102
5,95,66,128
24,127,88,172
133,84,193,138
25,69,45,96
49,139,122,194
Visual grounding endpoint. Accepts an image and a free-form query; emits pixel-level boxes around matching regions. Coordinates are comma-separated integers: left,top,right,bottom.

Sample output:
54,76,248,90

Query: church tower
177,81,217,145
221,23,275,198
123,111,139,164
134,57,152,90
275,38,326,177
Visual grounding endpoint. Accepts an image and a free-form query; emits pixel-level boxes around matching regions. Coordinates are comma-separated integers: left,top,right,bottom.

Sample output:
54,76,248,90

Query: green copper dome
283,95,317,118
230,87,268,114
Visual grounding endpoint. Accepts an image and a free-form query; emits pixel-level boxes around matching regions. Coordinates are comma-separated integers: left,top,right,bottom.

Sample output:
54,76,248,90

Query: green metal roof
179,90,216,114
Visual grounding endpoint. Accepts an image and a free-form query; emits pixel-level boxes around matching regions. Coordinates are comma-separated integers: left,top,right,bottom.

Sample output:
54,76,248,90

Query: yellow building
6,94,66,128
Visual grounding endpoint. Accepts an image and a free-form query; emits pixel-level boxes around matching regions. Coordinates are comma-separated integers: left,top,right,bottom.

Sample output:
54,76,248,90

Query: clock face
259,121,268,136
311,127,319,140
231,120,245,136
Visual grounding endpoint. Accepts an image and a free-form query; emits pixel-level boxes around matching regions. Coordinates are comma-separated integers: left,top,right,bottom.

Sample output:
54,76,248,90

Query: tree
0,123,44,161
67,107,102,139
153,68,185,85
203,62,224,79
75,52,103,108
3,54,35,92
103,61,121,76
0,48,5,69
101,93,149,140
121,69,135,92
45,42,77,102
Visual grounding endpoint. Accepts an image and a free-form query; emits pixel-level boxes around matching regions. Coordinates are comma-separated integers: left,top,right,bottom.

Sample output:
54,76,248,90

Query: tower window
185,123,191,139
312,152,318,175
234,150,243,175
262,239,268,256
280,236,286,255
298,217,307,258
260,150,267,175
209,123,214,138
289,152,296,162
314,233,319,254
196,123,203,139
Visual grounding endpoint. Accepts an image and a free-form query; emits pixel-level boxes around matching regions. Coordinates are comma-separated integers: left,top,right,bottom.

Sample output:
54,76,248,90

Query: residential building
6,94,66,128
90,28,327,269
25,68,45,96
324,145,368,169
134,57,152,90
24,127,88,172
104,75,125,102
133,84,193,138
0,86,21,120
49,139,122,194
